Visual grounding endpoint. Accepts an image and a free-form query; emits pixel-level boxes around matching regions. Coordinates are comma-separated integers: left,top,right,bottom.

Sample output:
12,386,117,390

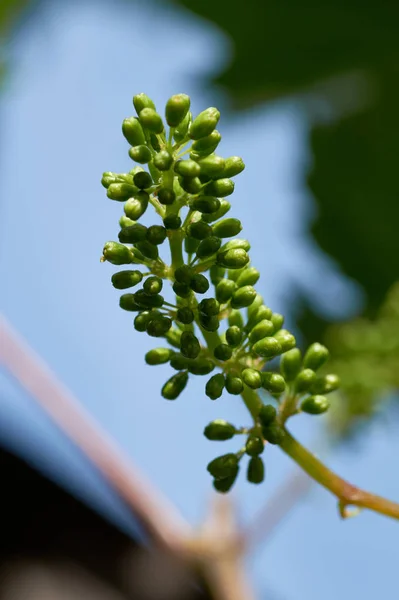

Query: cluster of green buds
101,93,340,492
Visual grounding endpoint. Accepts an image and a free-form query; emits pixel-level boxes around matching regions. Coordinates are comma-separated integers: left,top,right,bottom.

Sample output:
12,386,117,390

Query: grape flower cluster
101,93,340,492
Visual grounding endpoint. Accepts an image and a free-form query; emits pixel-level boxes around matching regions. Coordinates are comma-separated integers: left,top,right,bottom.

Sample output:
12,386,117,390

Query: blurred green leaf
325,281,399,438
0,0,33,85
308,77,399,313
173,0,399,314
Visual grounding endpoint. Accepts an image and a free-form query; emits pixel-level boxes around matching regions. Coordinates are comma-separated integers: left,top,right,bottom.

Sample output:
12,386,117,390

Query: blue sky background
1,1,399,598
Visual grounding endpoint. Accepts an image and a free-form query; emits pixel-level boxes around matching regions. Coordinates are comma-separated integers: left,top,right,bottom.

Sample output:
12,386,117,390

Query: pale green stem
239,387,399,520
280,428,399,520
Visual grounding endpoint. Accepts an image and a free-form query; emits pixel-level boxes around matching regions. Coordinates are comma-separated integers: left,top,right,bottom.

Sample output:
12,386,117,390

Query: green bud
162,371,189,400
174,265,194,284
173,110,192,142
101,172,117,188
245,435,264,457
133,93,156,114
192,130,221,155
303,343,330,371
310,374,340,395
274,330,296,352
301,395,330,415
240,368,262,389
165,328,182,348
119,215,135,229
199,298,220,316
236,267,260,287
163,214,181,230
129,145,152,164
133,171,152,190
199,313,220,332
118,223,147,244
139,107,164,134
247,457,265,484
261,372,286,394
223,156,245,178
214,344,233,361
226,313,243,332
225,373,244,395
111,270,143,289
222,238,251,252
270,313,284,331
107,182,137,201
133,289,164,309
212,218,242,239
225,326,242,347
180,331,200,359
248,319,275,344
217,248,249,270
227,267,245,282
207,453,239,479
209,265,225,285
124,192,149,220
143,276,163,295
150,133,161,152
165,93,190,127
192,196,221,214
146,316,173,337
135,240,159,260
153,150,173,171
213,474,239,493
231,285,257,309
205,178,235,198
295,369,317,394
174,159,200,178
134,310,156,332
173,281,191,298
262,424,285,445
280,348,302,381
187,220,212,240
184,238,200,257
196,236,222,259
145,347,173,365
190,273,210,294
146,225,167,245
189,107,220,140
198,154,225,179
201,199,231,223
176,307,194,324
252,337,282,358
170,353,189,370
119,293,141,311
205,373,225,400
130,247,146,262
204,419,235,440
158,187,176,205
187,358,215,376
180,176,203,194
102,241,133,265
216,279,237,303
246,305,273,331
258,404,277,427
129,166,145,177
122,117,146,147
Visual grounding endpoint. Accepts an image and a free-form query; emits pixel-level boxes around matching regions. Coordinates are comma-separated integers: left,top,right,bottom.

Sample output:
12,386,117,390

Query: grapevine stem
240,388,399,521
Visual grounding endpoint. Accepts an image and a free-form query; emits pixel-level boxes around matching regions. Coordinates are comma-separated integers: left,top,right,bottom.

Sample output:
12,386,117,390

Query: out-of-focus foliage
325,282,399,438
172,0,399,317
0,0,32,85
308,78,399,315
170,0,399,433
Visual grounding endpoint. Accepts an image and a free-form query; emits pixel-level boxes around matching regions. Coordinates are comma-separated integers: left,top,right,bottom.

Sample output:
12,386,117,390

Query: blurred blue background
1,1,399,598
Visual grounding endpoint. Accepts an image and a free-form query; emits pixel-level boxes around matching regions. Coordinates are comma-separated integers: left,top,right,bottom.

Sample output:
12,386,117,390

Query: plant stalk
240,388,399,521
